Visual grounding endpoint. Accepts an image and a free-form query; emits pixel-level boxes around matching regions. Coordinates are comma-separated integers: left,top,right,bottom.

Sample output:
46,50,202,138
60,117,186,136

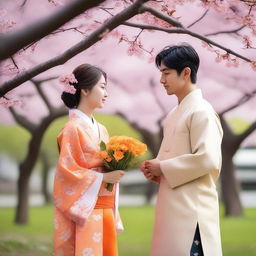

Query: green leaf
100,141,106,151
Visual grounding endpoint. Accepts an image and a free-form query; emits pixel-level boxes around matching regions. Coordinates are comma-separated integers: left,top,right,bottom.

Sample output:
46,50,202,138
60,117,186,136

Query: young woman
54,64,124,256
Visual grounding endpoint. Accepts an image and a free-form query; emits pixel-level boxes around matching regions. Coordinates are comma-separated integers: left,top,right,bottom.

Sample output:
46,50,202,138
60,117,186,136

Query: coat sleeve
160,110,223,189
54,123,103,225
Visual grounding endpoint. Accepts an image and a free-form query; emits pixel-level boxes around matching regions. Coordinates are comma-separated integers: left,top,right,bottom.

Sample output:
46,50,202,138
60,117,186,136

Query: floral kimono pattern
54,109,123,256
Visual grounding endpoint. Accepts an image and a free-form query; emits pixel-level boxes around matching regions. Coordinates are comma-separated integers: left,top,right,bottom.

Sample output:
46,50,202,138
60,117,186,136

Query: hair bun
61,91,78,108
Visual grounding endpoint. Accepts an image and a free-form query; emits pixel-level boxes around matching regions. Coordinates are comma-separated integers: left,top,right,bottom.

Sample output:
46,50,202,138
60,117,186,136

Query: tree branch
140,5,184,28
123,22,253,63
219,90,256,115
0,0,149,97
0,0,106,60
20,0,28,8
205,25,246,37
30,79,55,113
8,106,36,132
218,114,233,136
50,27,85,36
236,120,256,145
187,9,209,28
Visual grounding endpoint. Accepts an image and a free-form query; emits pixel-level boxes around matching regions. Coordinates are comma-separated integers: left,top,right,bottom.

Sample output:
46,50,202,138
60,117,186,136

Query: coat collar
176,89,202,113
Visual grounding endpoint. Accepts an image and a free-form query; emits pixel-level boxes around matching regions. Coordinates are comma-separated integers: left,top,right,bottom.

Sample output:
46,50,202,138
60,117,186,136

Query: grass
0,206,256,256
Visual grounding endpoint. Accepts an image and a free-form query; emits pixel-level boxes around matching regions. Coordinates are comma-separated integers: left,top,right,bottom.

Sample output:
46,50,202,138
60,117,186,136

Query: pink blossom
215,55,222,63
243,35,253,48
251,62,256,71
222,53,230,61
85,22,102,33
30,42,38,53
61,83,77,95
109,30,121,39
59,73,78,94
0,9,16,33
148,55,155,63
0,63,20,76
0,19,16,33
201,41,209,48
232,58,240,68
137,12,172,28
59,73,78,84
127,42,143,57
83,10,93,19
48,0,63,6
0,97,21,108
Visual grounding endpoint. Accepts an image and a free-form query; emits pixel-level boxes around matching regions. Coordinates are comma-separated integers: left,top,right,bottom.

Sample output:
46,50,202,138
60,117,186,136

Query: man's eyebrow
160,68,169,72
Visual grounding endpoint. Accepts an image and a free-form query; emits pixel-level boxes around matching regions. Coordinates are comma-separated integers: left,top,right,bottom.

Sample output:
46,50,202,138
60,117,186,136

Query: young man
141,44,223,256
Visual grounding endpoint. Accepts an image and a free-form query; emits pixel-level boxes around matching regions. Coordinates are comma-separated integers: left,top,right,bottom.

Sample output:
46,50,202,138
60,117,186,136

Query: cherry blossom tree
7,77,66,223
0,0,256,222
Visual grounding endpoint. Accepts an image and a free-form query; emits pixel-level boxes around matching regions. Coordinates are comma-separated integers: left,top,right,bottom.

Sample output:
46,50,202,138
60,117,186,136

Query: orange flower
105,156,112,162
113,150,124,161
100,136,147,192
107,136,147,156
100,151,112,162
100,151,108,159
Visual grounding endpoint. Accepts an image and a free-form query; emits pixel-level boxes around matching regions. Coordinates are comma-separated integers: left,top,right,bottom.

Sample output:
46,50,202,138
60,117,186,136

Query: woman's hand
103,170,125,184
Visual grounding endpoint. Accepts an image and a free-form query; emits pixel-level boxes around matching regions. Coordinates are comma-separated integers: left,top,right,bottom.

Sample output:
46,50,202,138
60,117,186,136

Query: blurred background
0,0,256,255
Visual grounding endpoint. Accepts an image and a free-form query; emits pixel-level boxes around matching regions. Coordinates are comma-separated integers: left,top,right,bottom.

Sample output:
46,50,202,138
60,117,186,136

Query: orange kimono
54,109,123,256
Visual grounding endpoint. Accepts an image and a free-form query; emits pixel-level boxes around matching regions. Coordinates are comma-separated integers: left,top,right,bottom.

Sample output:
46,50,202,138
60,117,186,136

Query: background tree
8,78,67,224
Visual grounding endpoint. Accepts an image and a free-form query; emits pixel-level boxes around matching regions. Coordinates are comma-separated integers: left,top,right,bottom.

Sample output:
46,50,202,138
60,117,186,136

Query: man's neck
177,84,197,104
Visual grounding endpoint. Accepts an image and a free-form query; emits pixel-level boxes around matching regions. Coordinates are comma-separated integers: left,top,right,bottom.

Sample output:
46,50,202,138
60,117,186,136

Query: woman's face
82,74,108,109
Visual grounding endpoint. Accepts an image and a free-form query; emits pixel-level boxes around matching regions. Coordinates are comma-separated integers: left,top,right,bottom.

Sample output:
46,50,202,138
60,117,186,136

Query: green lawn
0,206,256,256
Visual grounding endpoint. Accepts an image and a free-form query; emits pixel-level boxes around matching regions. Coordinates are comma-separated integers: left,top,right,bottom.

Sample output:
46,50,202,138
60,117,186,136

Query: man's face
159,62,183,95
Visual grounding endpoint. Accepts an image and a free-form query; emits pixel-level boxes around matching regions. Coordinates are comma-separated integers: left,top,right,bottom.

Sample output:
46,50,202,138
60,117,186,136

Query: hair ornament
59,73,78,94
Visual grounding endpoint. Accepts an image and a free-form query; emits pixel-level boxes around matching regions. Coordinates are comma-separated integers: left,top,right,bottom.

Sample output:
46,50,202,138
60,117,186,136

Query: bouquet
100,136,147,191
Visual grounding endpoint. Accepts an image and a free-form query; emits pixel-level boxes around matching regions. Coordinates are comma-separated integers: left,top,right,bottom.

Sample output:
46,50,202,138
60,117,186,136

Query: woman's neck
77,103,94,118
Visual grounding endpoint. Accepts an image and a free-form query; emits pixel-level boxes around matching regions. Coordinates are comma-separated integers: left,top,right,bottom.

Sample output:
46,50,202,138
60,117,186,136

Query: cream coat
151,89,223,256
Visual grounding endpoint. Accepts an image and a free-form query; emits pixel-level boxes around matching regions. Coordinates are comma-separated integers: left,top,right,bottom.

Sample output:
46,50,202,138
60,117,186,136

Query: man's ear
182,67,191,80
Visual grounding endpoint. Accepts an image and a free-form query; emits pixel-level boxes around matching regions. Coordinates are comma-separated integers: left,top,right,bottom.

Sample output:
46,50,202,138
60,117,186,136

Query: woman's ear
81,89,89,97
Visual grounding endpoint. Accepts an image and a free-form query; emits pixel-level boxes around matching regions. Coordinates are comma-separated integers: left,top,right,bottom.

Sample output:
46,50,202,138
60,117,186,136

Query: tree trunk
140,129,162,204
14,110,66,224
220,116,244,217
15,139,41,224
41,151,51,204
220,151,243,216
15,165,30,224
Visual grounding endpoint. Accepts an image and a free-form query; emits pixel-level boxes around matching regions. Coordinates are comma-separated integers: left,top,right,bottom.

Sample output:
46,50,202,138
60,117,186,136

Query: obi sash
94,196,115,209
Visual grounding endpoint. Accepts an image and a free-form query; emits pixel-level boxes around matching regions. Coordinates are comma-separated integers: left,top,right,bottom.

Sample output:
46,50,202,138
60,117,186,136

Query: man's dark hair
155,43,200,83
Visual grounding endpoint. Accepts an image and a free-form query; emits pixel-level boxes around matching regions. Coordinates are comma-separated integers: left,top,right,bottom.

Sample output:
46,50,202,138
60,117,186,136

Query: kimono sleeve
160,110,223,189
54,123,103,225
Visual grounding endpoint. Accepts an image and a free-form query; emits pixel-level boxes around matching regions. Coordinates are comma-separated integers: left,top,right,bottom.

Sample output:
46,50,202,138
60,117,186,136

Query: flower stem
106,183,114,192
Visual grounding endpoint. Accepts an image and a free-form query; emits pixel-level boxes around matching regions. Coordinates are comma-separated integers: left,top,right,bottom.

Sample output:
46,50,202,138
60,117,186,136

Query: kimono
151,89,223,256
53,109,123,256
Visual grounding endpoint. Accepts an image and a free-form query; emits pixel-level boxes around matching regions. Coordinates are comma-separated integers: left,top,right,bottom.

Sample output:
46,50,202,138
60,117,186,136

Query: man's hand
145,158,161,177
140,159,161,184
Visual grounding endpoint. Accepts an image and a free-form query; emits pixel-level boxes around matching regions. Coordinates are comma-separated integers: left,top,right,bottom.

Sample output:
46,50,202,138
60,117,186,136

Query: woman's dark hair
155,43,200,83
61,64,107,108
